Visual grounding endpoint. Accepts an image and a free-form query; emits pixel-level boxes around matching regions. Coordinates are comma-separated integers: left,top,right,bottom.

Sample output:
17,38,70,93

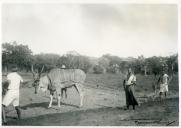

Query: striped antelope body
38,68,86,108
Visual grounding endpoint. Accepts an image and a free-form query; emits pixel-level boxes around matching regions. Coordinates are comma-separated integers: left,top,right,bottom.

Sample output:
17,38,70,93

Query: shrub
93,65,105,74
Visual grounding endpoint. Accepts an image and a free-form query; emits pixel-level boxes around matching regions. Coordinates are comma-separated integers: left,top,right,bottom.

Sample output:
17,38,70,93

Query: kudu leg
48,95,53,108
75,84,84,107
57,89,62,108
57,95,61,107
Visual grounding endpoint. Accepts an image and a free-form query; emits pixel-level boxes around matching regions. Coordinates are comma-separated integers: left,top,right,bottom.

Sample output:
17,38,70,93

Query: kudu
31,65,67,97
31,65,44,94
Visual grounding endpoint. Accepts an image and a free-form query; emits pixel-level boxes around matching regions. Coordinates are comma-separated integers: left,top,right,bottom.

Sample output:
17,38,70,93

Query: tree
98,57,110,73
93,65,105,74
57,54,92,73
146,56,163,76
33,53,60,72
119,61,129,73
2,42,32,71
166,54,178,75
101,54,122,73
138,55,147,75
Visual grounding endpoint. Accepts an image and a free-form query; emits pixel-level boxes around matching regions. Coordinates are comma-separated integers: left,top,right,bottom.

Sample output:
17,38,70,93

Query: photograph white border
0,0,180,128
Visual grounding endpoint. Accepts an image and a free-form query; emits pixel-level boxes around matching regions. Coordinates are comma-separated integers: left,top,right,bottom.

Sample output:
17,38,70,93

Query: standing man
157,70,169,100
2,66,23,124
123,68,139,110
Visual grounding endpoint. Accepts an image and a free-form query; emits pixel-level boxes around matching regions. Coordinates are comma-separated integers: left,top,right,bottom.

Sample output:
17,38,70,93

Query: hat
61,65,66,69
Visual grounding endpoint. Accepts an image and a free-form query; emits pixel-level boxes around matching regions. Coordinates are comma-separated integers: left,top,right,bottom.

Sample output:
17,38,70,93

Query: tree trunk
144,66,147,76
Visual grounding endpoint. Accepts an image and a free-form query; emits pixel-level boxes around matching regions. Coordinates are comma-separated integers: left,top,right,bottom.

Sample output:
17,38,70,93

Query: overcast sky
2,4,178,58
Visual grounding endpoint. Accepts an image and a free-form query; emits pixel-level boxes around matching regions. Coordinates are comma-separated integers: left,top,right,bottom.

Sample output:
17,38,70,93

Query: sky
2,4,178,58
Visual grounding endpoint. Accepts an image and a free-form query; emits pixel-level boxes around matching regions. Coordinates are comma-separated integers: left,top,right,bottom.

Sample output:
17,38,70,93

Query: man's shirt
126,74,136,85
7,72,23,90
162,74,169,85
158,73,169,85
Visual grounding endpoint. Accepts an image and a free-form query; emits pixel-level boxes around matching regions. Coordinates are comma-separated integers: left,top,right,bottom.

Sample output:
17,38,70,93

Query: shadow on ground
5,98,179,126
6,107,124,126
21,102,79,110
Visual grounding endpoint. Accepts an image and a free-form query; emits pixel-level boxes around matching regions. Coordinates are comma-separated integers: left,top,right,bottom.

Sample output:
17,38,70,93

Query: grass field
2,72,179,126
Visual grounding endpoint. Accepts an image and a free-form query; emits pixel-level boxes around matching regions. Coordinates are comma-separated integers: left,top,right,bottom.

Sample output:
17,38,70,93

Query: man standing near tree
157,69,169,100
2,66,23,124
123,68,139,110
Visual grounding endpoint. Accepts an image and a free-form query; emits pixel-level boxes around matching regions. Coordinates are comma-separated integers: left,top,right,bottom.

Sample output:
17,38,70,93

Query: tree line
2,42,178,75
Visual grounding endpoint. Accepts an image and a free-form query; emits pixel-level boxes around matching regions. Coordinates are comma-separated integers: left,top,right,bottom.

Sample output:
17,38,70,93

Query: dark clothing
2,81,9,96
123,74,139,108
124,84,138,106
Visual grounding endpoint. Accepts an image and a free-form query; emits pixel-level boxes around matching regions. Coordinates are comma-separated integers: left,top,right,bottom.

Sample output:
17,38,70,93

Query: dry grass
2,72,179,126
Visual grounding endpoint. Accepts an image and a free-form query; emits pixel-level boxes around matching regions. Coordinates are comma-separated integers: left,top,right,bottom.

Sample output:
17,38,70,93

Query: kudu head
31,65,44,94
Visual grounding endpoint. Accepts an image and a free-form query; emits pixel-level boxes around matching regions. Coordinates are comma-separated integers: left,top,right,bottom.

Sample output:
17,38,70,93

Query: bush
93,65,105,74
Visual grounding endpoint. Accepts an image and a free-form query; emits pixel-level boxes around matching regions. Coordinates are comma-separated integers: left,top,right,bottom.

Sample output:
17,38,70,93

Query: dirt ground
7,98,179,126
2,73,179,126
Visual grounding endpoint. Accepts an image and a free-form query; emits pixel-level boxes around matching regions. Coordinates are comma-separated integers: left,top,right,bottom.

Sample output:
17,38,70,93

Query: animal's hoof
48,106,52,109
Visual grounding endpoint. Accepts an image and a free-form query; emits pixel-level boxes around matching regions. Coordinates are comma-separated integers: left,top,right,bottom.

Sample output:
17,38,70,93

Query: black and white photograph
1,1,180,126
